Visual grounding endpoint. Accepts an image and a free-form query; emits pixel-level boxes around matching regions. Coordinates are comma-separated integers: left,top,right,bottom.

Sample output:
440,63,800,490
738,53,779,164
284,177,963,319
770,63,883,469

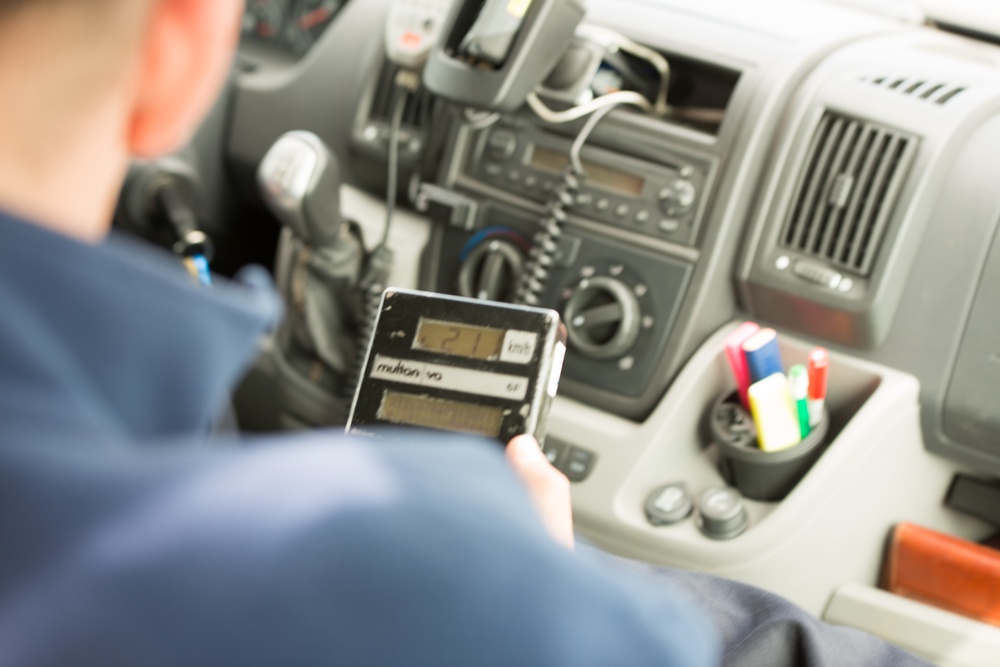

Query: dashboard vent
860,75,966,105
780,112,917,277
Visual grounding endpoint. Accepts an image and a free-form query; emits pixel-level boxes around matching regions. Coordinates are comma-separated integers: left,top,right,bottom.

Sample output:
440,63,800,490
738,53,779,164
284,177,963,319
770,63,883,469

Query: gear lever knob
257,131,346,248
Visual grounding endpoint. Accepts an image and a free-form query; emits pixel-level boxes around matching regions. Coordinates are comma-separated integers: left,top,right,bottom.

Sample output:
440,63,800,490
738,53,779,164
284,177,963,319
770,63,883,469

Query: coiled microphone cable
514,103,619,306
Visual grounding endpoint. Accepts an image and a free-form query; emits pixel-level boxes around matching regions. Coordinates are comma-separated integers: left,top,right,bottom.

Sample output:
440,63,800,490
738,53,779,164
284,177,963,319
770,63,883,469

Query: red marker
724,322,760,410
807,347,829,427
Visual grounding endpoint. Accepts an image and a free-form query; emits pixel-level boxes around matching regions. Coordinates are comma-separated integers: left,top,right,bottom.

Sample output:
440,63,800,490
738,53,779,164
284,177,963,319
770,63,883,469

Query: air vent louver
780,112,917,277
861,75,966,106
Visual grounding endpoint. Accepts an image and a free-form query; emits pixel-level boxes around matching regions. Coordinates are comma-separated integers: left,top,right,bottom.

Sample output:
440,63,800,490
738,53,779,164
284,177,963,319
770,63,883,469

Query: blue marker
742,328,784,385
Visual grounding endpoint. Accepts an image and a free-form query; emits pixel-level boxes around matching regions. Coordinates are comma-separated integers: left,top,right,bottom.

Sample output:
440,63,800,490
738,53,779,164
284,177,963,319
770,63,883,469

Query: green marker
789,365,811,439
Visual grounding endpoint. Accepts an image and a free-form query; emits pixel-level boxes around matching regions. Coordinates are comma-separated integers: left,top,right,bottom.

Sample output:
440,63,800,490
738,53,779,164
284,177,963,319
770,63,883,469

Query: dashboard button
562,447,597,483
615,204,631,218
595,198,610,212
487,130,518,161
636,210,651,224
542,439,567,468
697,487,749,540
485,163,503,178
659,219,680,233
659,179,697,216
645,482,694,526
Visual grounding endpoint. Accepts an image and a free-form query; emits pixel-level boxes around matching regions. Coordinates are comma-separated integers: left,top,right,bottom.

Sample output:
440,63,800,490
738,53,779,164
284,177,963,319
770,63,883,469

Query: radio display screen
528,146,645,196
377,391,505,438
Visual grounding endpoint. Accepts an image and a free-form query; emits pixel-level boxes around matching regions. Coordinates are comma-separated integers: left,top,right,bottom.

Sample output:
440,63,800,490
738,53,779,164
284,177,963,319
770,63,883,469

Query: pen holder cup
710,391,830,502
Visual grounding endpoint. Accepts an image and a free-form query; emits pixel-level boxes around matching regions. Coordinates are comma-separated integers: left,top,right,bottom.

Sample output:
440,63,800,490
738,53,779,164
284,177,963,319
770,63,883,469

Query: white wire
526,90,652,125
569,103,619,174
616,38,670,115
462,107,502,130
573,24,671,116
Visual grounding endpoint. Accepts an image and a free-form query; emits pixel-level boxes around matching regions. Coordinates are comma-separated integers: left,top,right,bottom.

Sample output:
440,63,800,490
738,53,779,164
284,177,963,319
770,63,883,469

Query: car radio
468,120,710,247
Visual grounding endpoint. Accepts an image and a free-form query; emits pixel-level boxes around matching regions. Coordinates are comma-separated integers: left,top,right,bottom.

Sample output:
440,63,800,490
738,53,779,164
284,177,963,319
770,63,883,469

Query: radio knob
458,239,525,303
658,179,697,217
487,130,518,162
563,277,641,360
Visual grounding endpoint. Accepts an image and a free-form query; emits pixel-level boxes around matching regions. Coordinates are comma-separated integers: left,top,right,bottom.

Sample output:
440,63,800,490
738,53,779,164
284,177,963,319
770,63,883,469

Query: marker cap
748,373,802,453
807,348,829,401
724,322,760,409
742,328,784,385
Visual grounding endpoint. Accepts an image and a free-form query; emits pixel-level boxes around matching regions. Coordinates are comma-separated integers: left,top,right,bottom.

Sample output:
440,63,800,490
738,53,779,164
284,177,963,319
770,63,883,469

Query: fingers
507,435,575,550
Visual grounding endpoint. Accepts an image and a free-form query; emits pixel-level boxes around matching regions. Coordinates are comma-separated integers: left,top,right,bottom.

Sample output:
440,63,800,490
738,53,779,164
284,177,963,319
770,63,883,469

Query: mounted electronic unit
423,0,586,112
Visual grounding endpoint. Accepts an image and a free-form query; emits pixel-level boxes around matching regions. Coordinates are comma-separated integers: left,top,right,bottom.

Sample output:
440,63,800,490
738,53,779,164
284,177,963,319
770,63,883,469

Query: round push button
696,487,749,540
645,482,694,526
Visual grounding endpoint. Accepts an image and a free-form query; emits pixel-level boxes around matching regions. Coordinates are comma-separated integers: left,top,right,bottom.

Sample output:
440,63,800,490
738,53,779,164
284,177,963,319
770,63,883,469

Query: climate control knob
458,238,525,302
563,277,642,360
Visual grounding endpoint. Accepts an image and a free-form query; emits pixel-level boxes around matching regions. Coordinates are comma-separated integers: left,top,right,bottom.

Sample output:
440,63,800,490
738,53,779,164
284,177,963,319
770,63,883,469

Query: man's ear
127,0,242,158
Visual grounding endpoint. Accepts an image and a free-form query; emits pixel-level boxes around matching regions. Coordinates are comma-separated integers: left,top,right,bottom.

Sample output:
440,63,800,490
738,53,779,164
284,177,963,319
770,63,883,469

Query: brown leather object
883,522,1000,627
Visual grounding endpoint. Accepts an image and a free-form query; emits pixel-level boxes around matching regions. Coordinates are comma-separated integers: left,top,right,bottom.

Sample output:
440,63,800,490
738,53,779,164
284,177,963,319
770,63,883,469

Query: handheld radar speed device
347,289,566,443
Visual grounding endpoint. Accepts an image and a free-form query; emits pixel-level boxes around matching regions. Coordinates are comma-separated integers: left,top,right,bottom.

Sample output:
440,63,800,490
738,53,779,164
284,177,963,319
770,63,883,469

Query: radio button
659,219,680,234
575,193,594,207
484,163,503,178
507,170,522,183
658,179,697,216
524,175,538,189
635,210,651,225
487,130,518,161
615,204,630,218
595,198,610,212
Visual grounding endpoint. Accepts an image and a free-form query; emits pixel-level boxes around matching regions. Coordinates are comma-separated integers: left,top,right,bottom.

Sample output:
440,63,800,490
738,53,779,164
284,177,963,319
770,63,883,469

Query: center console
419,51,742,420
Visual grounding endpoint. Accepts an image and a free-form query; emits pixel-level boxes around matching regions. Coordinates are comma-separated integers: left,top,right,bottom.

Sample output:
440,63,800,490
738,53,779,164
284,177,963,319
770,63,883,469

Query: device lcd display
377,391,505,438
528,145,645,196
414,318,505,361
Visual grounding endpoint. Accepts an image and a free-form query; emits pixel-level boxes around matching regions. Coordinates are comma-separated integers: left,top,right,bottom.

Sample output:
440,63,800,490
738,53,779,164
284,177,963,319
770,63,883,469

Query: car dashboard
128,1,1000,663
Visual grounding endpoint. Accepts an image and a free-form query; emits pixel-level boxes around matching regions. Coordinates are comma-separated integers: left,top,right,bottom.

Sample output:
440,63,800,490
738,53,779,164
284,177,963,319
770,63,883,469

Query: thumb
507,435,575,550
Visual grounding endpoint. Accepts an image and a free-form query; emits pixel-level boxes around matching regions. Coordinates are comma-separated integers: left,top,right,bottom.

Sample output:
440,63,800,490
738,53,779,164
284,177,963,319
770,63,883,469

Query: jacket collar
0,212,281,443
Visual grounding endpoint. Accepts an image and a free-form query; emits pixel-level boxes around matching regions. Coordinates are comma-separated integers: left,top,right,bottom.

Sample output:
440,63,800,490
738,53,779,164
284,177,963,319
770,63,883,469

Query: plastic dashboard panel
219,0,1000,655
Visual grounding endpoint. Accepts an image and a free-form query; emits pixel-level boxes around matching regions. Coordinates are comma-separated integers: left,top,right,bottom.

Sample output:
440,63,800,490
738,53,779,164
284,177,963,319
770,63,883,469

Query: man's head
0,0,244,241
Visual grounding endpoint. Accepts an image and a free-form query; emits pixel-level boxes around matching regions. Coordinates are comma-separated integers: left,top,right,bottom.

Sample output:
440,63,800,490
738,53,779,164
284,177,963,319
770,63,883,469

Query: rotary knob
563,276,641,360
658,178,697,218
458,238,525,302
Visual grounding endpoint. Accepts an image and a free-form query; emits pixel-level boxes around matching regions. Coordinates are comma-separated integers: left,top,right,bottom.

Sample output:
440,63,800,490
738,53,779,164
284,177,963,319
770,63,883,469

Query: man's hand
506,436,575,550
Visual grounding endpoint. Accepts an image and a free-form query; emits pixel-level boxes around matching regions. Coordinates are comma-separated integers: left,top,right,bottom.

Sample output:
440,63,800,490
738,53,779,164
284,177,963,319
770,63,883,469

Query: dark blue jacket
0,212,718,666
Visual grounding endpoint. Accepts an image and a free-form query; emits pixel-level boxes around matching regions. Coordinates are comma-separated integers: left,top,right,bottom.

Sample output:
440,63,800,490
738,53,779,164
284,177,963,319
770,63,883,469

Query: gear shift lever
254,131,366,427
257,131,348,247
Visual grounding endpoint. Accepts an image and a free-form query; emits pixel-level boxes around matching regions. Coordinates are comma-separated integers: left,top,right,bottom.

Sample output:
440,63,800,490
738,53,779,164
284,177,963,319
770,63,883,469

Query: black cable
381,84,409,247
342,83,410,404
